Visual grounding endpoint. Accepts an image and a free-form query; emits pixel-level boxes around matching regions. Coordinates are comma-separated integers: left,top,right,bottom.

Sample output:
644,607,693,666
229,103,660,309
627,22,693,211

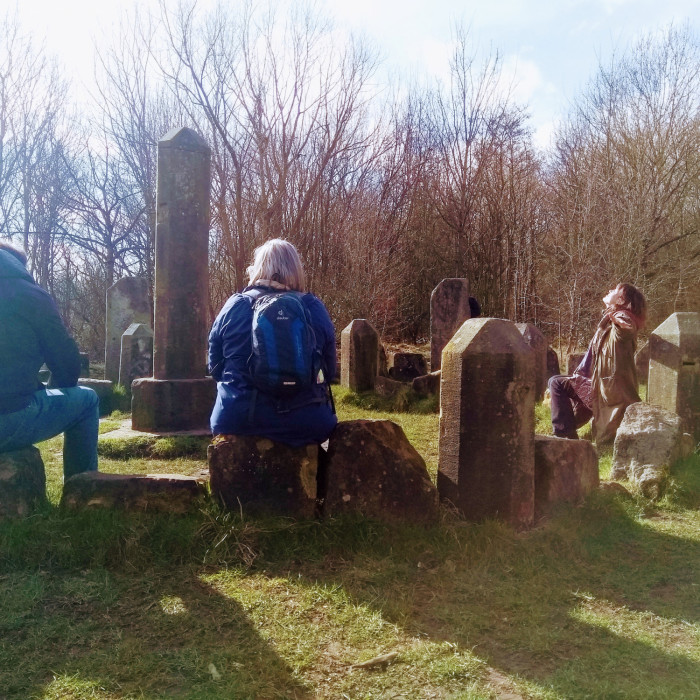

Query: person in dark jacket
208,239,337,446
0,241,99,478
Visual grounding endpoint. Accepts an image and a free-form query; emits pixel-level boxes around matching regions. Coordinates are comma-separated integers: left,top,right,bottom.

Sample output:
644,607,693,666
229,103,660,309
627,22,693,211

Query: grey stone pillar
119,323,153,389
516,323,548,401
438,318,536,529
131,127,215,432
340,319,379,391
430,278,470,371
648,312,700,440
104,277,150,382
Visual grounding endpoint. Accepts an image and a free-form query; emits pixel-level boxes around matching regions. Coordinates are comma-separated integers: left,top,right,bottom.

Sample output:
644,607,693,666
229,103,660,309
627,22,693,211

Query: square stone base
131,377,216,432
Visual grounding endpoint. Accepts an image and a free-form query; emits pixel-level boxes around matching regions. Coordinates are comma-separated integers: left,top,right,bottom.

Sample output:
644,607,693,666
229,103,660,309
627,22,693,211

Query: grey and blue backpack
247,290,321,398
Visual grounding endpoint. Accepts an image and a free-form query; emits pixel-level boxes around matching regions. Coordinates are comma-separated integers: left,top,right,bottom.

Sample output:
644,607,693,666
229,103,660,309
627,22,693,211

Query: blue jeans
0,387,99,479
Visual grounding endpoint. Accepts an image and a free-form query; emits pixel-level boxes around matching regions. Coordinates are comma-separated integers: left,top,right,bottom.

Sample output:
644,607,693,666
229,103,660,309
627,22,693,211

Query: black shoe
554,430,578,440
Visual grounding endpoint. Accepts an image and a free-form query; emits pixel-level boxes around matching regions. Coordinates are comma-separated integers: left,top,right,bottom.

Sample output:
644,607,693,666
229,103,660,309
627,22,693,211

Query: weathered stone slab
77,378,114,416
430,278,470,371
61,472,206,513
0,446,46,519
546,347,560,379
105,277,150,382
438,318,535,529
647,312,700,440
388,352,428,381
131,377,215,432
612,402,683,499
635,340,649,384
567,352,585,376
322,420,439,523
208,436,318,518
374,375,405,397
340,319,379,391
534,435,599,518
516,323,548,401
412,370,441,398
119,323,153,389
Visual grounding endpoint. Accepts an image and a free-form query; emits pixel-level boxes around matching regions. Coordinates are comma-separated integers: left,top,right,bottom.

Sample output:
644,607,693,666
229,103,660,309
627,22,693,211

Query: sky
8,0,699,149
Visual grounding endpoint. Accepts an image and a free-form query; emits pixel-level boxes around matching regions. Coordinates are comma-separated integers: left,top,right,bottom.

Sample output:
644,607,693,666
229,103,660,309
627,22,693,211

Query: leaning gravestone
430,278,470,371
104,277,150,382
340,319,379,391
516,323,548,401
647,312,700,440
119,323,153,390
438,318,536,529
131,127,216,432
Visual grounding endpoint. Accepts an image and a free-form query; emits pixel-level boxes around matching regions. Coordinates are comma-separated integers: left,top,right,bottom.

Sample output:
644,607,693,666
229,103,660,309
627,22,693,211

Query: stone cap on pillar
122,322,153,339
650,312,700,363
159,127,211,153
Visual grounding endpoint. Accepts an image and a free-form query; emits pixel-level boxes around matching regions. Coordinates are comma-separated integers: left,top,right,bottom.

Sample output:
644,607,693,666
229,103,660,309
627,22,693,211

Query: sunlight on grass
159,595,188,615
570,596,700,659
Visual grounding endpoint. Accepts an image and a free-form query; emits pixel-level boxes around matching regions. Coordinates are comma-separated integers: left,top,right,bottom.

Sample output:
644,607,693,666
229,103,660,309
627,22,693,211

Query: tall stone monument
430,278,470,371
131,127,215,432
438,318,536,529
516,323,548,401
104,277,150,382
647,312,700,440
340,319,379,391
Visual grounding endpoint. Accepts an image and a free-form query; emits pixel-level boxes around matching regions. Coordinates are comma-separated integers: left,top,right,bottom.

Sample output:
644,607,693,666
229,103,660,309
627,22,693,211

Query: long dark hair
618,283,647,325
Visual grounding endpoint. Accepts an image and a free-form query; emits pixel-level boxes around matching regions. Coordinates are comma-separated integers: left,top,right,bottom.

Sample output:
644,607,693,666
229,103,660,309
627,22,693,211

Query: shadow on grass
0,532,312,699
258,469,700,698
1,458,698,698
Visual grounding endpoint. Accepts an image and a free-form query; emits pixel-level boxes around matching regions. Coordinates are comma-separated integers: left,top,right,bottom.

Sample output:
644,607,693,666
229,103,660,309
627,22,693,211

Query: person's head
604,283,646,323
247,239,305,291
468,296,481,318
0,240,28,265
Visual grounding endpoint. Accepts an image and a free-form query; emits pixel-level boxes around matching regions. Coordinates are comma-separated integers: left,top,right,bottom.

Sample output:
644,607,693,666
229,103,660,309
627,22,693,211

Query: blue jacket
208,285,337,445
0,249,81,414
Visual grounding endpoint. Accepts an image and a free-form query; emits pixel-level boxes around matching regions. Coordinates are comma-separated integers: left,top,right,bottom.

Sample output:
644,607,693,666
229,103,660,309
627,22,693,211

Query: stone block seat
0,446,47,519
61,472,206,513
207,420,440,524
534,435,599,518
208,436,319,518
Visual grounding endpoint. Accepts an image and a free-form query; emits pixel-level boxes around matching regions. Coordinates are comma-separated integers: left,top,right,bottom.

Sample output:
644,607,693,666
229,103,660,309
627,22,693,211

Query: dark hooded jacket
0,248,80,414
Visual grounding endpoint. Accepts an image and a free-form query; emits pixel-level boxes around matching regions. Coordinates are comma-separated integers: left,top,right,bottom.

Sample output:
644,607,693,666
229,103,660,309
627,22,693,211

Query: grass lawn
1,387,698,699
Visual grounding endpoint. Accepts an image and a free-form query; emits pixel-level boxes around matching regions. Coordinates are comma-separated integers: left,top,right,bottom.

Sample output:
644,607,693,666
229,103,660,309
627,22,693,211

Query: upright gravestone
340,319,378,391
647,312,700,440
104,277,150,382
131,127,216,432
119,323,153,390
430,278,471,371
438,318,536,529
516,323,548,401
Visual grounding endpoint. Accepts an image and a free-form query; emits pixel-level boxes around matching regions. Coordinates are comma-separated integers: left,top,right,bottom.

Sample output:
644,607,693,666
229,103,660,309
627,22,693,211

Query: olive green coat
591,315,640,444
